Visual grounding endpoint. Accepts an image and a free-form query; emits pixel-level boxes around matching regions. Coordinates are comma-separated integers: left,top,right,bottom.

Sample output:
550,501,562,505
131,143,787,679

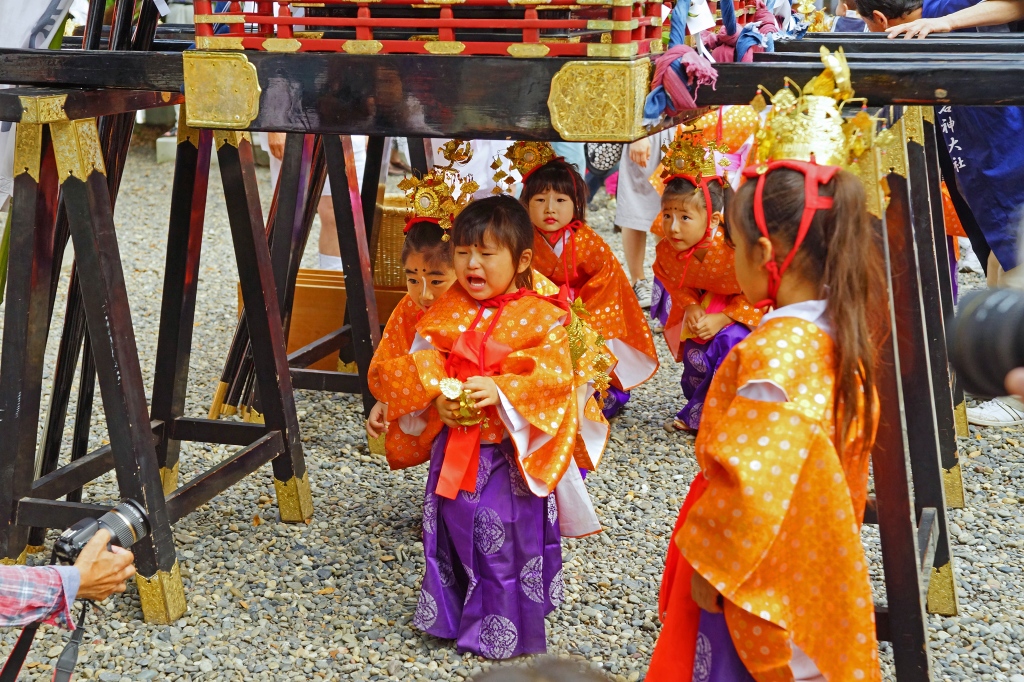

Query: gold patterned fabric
678,317,880,682
383,285,581,494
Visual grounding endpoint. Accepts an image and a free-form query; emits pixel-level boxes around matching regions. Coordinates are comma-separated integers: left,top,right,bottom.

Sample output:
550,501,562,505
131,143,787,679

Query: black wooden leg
50,118,184,623
923,110,967,508
361,136,391,260
324,134,381,414
67,335,96,504
28,273,87,550
0,123,59,565
406,137,433,175
895,108,958,618
151,119,213,497
216,131,311,523
871,145,935,679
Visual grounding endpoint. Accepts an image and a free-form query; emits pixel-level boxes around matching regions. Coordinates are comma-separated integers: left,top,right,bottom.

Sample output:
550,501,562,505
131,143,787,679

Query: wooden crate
239,269,405,370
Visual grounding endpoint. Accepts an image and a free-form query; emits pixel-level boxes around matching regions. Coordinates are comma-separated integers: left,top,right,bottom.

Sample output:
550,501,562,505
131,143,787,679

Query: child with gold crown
652,123,764,434
647,52,885,681
493,142,659,419
375,141,609,654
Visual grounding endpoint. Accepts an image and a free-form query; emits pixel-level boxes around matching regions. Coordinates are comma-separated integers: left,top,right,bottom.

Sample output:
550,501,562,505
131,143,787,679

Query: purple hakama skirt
415,429,563,659
676,323,750,431
651,276,672,327
692,611,756,682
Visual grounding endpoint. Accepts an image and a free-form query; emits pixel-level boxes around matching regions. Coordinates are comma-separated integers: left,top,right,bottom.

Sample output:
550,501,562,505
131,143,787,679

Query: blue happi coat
926,0,1024,270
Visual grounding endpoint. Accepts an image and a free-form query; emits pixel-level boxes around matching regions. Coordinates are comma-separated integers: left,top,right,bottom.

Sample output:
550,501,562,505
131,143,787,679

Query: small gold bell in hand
439,378,483,427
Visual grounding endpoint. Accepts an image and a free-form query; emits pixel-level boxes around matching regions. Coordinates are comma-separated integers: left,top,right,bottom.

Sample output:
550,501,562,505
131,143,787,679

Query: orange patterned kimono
382,283,582,495
532,223,658,391
652,228,763,362
368,294,443,470
677,309,880,681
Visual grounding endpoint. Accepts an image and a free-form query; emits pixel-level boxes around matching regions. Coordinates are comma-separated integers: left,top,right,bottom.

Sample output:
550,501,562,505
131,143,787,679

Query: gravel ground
0,137,1020,681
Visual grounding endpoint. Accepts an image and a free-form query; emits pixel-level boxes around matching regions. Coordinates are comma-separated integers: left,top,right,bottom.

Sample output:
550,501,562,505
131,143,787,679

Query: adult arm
889,0,1024,37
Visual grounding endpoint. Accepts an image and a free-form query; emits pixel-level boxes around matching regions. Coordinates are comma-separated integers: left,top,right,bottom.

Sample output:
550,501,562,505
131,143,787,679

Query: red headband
404,216,443,234
740,159,840,309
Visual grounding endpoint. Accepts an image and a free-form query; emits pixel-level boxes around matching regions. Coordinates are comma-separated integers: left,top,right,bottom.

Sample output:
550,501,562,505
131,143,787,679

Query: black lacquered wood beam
0,87,181,123
702,61,1024,106
287,326,351,369
169,417,267,446
289,368,362,393
164,432,284,523
0,49,184,90
30,420,163,501
16,499,112,531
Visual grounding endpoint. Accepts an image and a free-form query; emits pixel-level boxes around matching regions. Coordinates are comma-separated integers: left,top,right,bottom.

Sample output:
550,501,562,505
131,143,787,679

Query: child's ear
755,236,775,268
709,211,724,230
518,248,534,274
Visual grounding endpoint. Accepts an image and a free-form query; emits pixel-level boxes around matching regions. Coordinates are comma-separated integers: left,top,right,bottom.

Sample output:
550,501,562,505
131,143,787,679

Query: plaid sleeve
0,566,75,629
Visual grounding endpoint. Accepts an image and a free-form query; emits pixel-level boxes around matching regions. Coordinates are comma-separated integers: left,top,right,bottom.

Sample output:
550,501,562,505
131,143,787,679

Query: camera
53,499,150,565
947,288,1024,399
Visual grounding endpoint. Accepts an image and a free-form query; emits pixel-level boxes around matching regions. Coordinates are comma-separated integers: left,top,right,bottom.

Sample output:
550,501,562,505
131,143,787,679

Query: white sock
318,254,343,271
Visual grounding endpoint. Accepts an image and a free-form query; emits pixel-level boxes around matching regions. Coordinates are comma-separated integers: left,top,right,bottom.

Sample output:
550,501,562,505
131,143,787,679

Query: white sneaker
959,238,983,274
966,398,1024,427
633,278,652,309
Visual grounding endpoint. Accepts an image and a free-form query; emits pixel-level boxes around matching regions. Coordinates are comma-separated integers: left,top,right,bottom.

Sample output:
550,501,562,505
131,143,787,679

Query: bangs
520,159,588,221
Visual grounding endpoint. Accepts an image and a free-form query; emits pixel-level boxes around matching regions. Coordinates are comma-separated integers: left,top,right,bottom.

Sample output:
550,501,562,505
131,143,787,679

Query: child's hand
691,571,723,613
366,401,389,438
463,376,500,409
693,313,732,341
435,393,461,428
683,305,705,334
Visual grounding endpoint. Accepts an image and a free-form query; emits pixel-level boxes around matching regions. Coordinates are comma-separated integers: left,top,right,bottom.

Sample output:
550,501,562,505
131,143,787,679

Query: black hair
520,159,589,223
452,195,534,290
401,220,453,271
662,177,727,216
855,0,921,20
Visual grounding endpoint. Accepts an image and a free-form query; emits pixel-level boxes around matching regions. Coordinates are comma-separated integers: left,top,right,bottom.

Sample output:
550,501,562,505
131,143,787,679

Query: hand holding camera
73,530,136,602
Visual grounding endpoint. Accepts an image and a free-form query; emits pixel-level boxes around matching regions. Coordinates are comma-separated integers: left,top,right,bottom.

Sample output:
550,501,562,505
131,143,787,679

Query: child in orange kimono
500,142,658,418
379,195,601,658
648,161,886,681
367,219,457,467
652,135,763,433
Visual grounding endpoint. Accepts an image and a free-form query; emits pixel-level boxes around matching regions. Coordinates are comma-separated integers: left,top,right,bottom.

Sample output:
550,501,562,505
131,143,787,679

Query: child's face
454,231,532,301
732,228,770,305
527,188,575,233
662,195,715,252
405,252,456,311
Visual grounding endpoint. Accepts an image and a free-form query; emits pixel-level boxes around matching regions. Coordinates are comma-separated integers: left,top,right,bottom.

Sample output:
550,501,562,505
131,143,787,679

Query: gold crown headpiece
491,141,557,194
659,131,729,183
753,47,858,169
398,140,480,239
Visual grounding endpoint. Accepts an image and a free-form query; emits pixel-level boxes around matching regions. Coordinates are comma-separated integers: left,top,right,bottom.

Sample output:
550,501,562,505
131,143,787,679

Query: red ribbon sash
436,330,512,500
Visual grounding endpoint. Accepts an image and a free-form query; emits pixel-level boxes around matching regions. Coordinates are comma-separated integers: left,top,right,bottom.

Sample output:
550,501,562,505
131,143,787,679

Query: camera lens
97,499,150,549
948,288,1024,399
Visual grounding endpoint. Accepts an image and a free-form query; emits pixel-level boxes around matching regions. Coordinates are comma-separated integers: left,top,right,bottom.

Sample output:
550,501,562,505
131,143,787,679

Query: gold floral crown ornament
398,139,480,240
753,47,856,169
491,140,557,194
659,131,729,183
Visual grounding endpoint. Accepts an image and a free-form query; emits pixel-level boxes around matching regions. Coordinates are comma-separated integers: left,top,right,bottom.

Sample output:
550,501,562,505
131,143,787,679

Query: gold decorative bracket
274,472,314,522
13,123,43,182
943,463,965,509
19,94,68,124
160,462,180,496
548,58,651,141
183,51,261,130
926,561,959,616
136,561,187,624
213,130,252,150
49,119,107,182
875,120,908,179
902,106,924,146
